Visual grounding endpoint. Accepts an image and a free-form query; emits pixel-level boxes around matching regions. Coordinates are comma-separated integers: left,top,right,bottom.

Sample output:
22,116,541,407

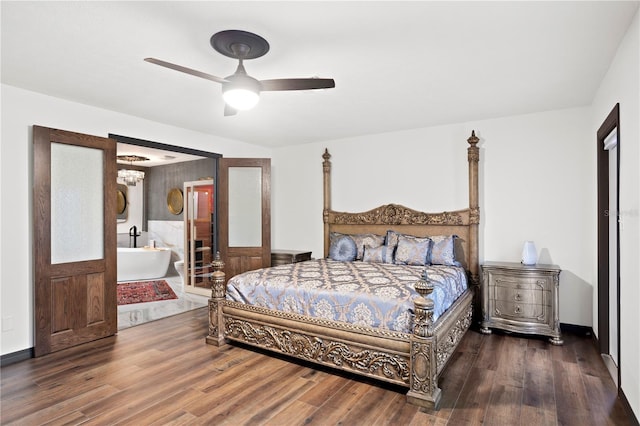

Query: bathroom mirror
116,184,128,222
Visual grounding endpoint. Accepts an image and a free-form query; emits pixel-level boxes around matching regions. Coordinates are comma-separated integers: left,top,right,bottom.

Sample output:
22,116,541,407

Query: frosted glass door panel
50,143,104,264
229,167,261,247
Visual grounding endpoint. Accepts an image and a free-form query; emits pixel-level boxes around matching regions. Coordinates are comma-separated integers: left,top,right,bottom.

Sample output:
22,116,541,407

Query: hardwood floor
1,307,635,425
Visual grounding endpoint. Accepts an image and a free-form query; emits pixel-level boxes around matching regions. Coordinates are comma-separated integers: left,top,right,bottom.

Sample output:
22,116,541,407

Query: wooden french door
33,126,117,357
218,158,271,280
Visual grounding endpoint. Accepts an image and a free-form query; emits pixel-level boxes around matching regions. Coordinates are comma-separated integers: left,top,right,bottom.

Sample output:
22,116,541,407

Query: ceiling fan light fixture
222,75,261,111
223,87,260,111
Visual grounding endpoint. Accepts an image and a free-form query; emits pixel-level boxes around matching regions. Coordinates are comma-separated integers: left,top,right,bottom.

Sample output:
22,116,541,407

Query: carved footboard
222,302,412,386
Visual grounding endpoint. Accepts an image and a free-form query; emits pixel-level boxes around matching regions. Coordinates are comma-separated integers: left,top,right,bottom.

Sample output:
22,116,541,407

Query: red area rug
117,280,178,305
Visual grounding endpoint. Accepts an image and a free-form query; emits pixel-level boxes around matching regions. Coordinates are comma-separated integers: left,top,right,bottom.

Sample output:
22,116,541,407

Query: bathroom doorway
110,134,220,328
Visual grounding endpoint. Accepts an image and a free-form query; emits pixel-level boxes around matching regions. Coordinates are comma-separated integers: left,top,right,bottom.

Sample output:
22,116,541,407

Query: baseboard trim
559,322,593,337
619,388,640,426
1,348,34,367
601,353,619,387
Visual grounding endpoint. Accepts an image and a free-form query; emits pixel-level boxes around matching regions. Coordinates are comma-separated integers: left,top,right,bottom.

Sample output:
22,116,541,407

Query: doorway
596,103,620,388
109,134,220,328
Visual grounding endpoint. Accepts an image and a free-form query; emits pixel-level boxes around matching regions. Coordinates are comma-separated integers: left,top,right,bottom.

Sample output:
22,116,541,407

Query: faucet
129,225,141,248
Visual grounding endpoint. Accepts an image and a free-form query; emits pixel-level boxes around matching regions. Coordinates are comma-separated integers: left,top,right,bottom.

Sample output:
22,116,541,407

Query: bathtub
117,247,171,282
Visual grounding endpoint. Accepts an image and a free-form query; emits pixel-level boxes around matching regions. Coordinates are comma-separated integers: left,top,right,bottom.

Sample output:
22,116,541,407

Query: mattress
226,259,468,334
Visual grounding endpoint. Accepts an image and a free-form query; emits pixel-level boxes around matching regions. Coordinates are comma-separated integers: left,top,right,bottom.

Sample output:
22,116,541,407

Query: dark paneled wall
146,158,216,221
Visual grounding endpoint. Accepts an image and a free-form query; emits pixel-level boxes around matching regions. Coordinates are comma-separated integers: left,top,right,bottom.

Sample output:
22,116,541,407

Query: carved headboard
322,131,480,287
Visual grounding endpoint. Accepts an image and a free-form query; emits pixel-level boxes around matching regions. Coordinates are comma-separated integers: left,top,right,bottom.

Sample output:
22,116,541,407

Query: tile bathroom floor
117,275,209,330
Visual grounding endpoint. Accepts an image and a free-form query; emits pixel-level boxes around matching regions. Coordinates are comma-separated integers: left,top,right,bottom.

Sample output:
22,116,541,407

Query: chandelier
117,155,148,186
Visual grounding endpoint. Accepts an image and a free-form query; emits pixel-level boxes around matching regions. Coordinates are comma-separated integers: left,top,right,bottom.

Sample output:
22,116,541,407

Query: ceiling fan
145,30,336,116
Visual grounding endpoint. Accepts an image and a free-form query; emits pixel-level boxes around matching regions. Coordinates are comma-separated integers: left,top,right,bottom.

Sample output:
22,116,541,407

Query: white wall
273,106,593,328
591,10,640,418
0,84,271,355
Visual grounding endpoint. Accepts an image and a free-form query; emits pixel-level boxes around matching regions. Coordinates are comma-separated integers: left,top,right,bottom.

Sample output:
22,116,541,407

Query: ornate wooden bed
206,131,480,409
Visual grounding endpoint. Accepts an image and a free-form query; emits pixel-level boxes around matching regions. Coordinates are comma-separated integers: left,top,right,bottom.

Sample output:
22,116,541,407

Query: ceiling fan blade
144,58,228,84
224,104,238,116
259,78,335,91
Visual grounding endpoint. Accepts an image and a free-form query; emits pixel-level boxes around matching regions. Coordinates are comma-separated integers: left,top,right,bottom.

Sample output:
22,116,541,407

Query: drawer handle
514,293,522,301
514,305,522,314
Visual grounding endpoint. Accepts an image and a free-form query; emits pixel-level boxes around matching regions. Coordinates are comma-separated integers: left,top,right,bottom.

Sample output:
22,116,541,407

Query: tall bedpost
322,149,332,258
206,251,227,346
467,131,481,317
408,270,441,408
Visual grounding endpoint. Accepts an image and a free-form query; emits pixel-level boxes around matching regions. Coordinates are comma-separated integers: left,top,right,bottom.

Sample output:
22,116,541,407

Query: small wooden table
270,249,312,266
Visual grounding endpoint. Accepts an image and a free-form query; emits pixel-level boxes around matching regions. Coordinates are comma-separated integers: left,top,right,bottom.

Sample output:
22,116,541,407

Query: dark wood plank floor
1,307,635,425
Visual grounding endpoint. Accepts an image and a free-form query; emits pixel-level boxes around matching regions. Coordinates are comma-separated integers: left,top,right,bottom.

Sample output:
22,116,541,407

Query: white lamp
521,241,537,265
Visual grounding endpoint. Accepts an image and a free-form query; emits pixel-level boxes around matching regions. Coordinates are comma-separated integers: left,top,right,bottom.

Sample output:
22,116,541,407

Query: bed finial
210,251,225,299
467,130,479,147
414,270,435,338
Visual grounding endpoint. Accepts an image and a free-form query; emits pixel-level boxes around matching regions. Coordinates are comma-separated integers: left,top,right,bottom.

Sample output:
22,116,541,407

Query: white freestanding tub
117,247,171,282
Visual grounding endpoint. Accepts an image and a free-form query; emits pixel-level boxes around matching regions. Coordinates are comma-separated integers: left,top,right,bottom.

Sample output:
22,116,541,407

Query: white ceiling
2,1,638,149
115,142,207,167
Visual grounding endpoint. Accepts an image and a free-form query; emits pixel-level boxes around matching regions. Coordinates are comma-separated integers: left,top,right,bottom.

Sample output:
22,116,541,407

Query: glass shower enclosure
183,179,215,296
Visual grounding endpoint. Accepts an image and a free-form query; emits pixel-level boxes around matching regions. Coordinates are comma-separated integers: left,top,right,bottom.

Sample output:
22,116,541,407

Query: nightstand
481,261,563,345
271,249,312,266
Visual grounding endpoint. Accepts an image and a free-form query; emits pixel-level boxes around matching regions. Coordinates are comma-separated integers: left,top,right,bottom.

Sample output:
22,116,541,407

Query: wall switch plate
2,316,13,332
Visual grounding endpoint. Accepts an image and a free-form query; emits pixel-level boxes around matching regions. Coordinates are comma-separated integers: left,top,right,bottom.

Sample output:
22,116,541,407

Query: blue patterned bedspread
226,259,468,334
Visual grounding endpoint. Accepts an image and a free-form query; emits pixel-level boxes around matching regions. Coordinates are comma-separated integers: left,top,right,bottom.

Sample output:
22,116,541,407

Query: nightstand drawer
492,285,547,305
490,275,552,292
493,299,548,323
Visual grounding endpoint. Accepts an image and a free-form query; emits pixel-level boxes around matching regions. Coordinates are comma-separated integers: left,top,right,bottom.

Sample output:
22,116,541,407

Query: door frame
596,103,620,390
